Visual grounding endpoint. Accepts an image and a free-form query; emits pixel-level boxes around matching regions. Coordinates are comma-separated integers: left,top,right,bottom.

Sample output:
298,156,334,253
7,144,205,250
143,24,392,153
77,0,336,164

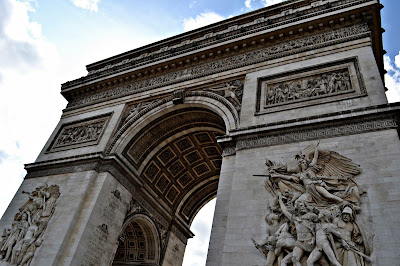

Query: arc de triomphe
1,0,400,265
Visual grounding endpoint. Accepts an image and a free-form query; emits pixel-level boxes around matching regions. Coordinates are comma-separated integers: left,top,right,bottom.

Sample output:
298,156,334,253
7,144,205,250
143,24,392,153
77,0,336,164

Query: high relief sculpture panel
253,143,372,266
47,113,111,152
0,184,60,265
256,57,366,114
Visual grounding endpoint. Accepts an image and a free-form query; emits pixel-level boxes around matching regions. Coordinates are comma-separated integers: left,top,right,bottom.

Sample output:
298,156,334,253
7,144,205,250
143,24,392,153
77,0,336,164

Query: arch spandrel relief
253,143,373,266
0,184,60,265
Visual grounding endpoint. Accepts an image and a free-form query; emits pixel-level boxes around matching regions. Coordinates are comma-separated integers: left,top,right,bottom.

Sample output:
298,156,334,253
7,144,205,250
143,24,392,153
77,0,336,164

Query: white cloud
245,0,252,9
0,0,66,217
183,12,226,32
263,0,285,6
384,54,400,103
71,0,100,12
182,198,216,266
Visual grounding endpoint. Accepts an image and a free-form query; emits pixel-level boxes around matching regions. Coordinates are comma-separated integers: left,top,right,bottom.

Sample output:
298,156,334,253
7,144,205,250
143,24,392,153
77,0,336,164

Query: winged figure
266,142,362,207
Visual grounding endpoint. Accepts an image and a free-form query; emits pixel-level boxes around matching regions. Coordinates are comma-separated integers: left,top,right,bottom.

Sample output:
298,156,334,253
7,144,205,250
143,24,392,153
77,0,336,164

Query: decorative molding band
222,146,237,157
236,114,397,150
105,96,172,154
47,113,112,153
106,90,238,155
66,23,370,110
255,56,366,114
186,90,240,127
62,0,372,89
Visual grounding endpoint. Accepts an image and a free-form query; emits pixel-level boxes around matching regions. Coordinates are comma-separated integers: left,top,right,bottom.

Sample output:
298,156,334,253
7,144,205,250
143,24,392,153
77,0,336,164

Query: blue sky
0,0,399,265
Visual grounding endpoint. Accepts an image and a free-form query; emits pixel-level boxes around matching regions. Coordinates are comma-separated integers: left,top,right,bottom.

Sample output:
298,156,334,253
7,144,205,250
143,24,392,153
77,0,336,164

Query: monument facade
1,0,400,265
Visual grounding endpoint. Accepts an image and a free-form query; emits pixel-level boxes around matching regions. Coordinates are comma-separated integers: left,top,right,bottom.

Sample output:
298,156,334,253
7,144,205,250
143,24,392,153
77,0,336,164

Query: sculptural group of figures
55,123,104,147
0,184,60,265
266,71,351,106
253,143,372,266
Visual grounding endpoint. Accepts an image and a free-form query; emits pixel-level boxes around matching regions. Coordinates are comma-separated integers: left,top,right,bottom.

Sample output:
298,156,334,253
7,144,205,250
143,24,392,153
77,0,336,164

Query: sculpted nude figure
278,193,318,266
307,213,346,266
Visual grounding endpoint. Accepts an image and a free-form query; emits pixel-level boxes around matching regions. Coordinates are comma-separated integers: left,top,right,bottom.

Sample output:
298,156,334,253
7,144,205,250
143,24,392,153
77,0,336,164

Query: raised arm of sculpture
277,193,293,221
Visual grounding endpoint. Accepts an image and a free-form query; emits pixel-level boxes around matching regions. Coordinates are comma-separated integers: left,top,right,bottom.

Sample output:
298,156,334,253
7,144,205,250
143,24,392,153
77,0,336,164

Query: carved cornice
236,113,397,150
62,0,375,91
65,23,370,110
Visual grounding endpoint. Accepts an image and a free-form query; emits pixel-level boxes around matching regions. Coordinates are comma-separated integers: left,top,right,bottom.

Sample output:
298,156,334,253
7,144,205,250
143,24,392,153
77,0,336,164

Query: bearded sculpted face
342,213,351,222
296,202,308,215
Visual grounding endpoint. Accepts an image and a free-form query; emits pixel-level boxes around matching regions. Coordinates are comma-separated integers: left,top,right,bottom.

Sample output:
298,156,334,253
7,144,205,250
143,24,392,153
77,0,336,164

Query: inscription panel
82,188,122,266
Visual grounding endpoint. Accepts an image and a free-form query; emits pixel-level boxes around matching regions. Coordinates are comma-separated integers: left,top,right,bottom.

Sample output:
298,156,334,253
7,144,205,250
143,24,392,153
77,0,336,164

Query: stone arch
106,91,239,155
108,92,233,265
176,175,219,226
116,106,224,215
112,214,161,265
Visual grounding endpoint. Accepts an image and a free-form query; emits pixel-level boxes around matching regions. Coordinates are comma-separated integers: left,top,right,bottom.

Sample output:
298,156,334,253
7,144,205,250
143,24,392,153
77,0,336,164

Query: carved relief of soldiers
334,205,371,266
278,197,318,266
0,183,60,265
253,142,372,266
265,71,352,106
56,123,104,147
253,200,283,266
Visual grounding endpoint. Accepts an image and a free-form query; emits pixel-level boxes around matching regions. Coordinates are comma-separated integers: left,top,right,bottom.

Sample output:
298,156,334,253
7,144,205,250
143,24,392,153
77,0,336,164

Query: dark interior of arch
121,107,226,222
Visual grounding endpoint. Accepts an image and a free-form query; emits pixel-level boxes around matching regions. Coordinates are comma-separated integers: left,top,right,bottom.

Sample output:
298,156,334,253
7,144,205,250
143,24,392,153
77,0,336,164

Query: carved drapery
253,143,373,266
0,184,60,265
204,80,244,112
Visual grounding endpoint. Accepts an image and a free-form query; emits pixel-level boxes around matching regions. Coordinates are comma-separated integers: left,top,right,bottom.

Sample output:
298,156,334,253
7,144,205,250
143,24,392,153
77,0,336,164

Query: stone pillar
58,172,131,265
162,228,187,266
0,171,131,266
206,154,236,265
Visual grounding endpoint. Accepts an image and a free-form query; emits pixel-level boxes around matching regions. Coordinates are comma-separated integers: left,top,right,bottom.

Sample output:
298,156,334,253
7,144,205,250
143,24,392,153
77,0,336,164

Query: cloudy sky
0,0,399,265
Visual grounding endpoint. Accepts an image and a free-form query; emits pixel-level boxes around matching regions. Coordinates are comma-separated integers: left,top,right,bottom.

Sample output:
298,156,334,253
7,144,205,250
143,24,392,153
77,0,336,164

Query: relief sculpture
48,114,110,152
265,69,352,107
0,183,60,265
253,142,372,266
206,80,244,111
54,123,104,147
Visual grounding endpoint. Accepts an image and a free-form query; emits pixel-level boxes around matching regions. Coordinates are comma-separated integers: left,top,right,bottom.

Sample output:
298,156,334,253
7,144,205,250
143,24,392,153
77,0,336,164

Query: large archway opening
182,198,216,266
110,99,234,265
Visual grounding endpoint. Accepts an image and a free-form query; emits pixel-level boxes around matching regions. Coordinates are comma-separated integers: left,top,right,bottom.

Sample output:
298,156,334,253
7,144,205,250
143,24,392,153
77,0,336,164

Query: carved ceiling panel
112,221,157,265
140,130,222,212
122,108,225,169
121,108,225,216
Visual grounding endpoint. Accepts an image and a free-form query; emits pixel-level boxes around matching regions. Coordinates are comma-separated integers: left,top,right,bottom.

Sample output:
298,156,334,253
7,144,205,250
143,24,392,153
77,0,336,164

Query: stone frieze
47,113,111,152
67,23,369,109
256,57,366,114
62,0,371,87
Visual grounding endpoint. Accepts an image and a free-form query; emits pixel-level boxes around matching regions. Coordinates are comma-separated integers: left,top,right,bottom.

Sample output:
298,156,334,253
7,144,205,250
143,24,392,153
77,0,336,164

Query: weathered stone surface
1,0,398,265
